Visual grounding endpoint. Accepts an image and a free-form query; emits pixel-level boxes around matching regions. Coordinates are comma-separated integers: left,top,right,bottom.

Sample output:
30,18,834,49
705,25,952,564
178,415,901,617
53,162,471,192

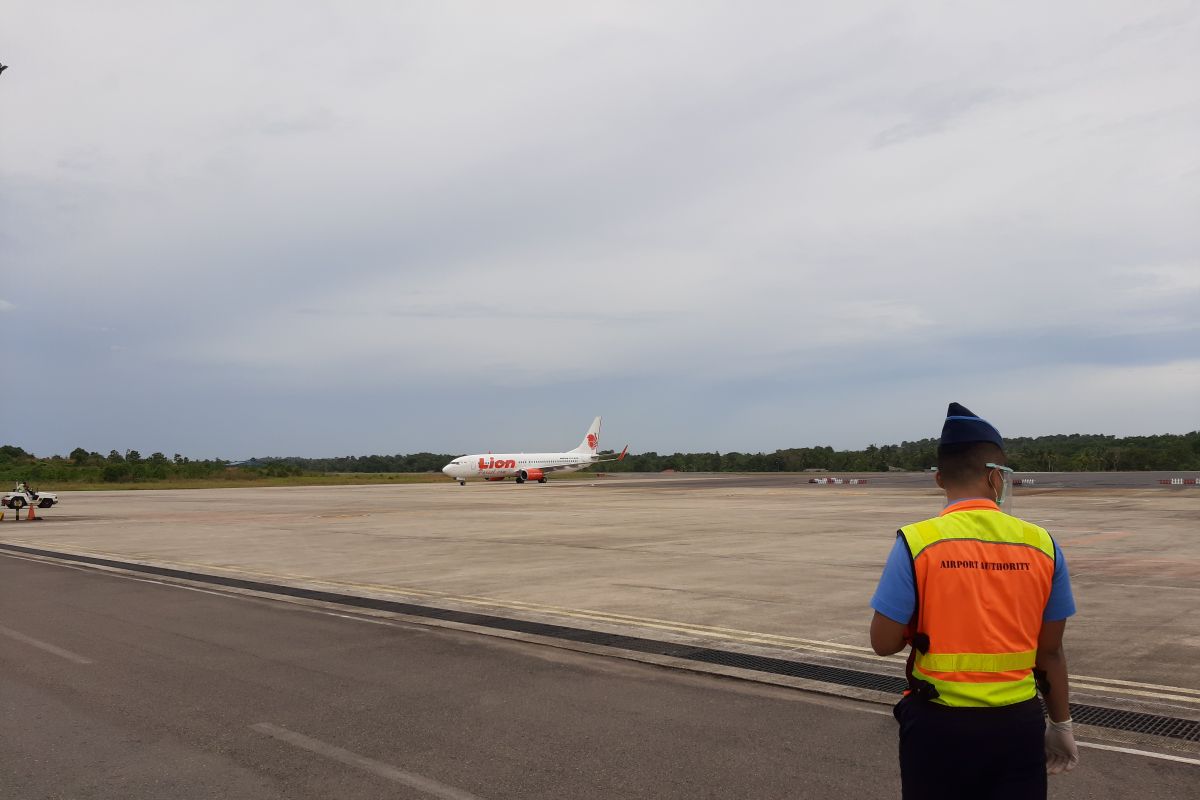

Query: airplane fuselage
442,452,595,482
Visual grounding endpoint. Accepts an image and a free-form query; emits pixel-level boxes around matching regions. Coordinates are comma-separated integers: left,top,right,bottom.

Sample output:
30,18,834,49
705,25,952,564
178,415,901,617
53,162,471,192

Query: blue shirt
870,527,1077,625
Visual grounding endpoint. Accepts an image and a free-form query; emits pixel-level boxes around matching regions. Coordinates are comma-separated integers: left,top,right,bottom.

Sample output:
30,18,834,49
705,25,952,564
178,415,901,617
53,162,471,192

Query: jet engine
518,469,545,483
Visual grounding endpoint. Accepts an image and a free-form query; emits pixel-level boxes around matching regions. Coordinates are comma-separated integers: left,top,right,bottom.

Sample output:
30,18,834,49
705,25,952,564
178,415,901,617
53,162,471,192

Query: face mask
985,462,1014,514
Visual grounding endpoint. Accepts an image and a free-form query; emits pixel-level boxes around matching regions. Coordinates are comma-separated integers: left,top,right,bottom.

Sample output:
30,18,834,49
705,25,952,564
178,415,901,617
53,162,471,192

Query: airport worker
869,402,1078,799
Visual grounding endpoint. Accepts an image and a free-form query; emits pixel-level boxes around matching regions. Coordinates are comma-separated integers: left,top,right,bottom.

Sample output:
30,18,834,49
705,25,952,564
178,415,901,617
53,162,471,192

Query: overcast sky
4,2,1198,459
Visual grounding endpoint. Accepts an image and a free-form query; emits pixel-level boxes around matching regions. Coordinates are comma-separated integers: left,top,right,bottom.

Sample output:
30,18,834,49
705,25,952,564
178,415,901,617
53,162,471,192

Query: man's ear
987,468,1001,500
934,470,944,490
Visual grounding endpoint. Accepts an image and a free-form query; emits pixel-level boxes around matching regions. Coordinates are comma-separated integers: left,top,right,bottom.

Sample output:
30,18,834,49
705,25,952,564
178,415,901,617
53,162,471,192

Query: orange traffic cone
26,504,38,521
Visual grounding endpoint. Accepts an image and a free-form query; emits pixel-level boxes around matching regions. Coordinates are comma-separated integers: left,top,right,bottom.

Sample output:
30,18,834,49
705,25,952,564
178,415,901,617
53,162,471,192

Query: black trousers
893,695,1047,800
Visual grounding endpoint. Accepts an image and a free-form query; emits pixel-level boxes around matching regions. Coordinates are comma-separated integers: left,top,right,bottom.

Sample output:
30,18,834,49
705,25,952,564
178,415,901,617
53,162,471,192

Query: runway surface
6,477,1198,697
586,471,1200,490
2,554,1196,799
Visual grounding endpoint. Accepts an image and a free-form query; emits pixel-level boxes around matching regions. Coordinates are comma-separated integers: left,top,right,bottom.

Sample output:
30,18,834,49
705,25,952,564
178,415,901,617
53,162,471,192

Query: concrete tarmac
595,471,1200,490
2,554,1196,799
3,476,1197,708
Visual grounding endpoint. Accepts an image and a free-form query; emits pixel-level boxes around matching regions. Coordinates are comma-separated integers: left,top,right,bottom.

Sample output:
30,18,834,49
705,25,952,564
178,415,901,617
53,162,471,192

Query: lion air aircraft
441,416,627,485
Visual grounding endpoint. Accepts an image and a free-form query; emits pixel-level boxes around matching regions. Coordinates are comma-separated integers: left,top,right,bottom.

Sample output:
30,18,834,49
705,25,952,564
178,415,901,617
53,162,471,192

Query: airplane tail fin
571,416,602,453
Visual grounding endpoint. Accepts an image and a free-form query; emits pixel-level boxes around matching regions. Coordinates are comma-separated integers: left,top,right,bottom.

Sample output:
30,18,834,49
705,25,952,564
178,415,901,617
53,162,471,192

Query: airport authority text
939,559,1031,572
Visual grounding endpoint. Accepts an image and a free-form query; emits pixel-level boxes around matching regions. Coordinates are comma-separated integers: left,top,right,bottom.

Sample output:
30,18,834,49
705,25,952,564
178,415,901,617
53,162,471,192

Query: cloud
3,1,1198,457
870,86,1011,148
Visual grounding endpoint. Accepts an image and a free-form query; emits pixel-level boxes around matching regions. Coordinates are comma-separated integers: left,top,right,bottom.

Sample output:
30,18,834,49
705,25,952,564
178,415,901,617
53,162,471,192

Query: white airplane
441,416,627,485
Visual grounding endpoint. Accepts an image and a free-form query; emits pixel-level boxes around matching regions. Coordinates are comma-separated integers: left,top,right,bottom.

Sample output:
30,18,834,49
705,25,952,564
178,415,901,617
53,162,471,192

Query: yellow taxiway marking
1070,683,1200,705
7,539,1200,703
1070,675,1200,697
3,538,890,658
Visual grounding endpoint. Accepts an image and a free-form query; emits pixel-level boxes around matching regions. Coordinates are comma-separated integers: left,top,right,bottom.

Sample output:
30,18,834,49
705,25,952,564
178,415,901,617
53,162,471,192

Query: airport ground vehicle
3,483,59,509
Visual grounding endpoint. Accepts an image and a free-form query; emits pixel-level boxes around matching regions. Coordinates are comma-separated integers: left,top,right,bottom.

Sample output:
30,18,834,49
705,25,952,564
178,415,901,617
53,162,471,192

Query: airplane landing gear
458,480,466,486
538,478,547,483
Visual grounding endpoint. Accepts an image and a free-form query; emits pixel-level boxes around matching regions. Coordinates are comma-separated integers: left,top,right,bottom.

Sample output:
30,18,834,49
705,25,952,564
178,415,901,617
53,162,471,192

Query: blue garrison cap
940,402,1004,449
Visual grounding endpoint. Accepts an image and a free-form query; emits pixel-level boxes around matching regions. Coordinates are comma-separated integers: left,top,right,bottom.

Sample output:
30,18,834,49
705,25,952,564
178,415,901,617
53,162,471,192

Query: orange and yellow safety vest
899,499,1056,707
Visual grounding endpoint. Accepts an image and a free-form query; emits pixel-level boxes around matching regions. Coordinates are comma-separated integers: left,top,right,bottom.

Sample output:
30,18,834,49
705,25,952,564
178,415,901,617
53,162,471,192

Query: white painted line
1,551,252,603
1071,683,1200,705
0,624,93,664
313,610,423,630
251,723,486,800
105,574,432,634
1078,741,1200,766
1071,674,1200,696
1093,582,1200,593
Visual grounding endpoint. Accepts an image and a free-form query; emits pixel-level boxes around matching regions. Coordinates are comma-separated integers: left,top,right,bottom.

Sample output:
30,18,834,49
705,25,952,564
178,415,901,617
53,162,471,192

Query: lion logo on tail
587,432,598,449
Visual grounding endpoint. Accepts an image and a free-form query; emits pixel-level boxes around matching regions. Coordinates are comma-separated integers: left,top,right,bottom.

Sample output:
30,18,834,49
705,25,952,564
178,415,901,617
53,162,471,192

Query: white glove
1045,718,1080,775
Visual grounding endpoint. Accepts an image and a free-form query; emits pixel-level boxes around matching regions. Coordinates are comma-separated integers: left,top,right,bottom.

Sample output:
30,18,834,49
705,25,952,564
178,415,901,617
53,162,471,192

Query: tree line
597,432,1200,473
0,447,295,484
2,431,1197,484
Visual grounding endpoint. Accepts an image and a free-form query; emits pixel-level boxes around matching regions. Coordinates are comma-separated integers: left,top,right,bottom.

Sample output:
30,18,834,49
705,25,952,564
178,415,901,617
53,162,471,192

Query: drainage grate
4,542,1198,742
1069,704,1200,741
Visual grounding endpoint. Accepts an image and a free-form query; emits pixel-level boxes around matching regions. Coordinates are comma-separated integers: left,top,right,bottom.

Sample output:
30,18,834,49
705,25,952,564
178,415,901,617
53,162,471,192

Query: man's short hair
937,441,1005,484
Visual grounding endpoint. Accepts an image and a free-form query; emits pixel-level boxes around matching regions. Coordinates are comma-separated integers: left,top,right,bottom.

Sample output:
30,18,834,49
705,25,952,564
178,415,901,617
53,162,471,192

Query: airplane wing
531,446,628,473
526,446,629,475
537,463,582,473
592,445,629,463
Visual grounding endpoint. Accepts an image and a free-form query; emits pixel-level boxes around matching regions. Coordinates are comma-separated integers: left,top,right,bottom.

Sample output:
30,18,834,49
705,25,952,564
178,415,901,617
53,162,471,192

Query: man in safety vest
869,402,1079,798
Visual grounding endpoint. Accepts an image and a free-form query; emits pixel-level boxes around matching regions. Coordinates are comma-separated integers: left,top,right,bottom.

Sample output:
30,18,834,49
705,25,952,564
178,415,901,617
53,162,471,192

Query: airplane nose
442,465,453,476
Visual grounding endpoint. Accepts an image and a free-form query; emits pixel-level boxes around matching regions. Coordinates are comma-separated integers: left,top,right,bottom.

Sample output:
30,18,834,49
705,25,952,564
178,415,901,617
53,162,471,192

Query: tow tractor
2,482,59,510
